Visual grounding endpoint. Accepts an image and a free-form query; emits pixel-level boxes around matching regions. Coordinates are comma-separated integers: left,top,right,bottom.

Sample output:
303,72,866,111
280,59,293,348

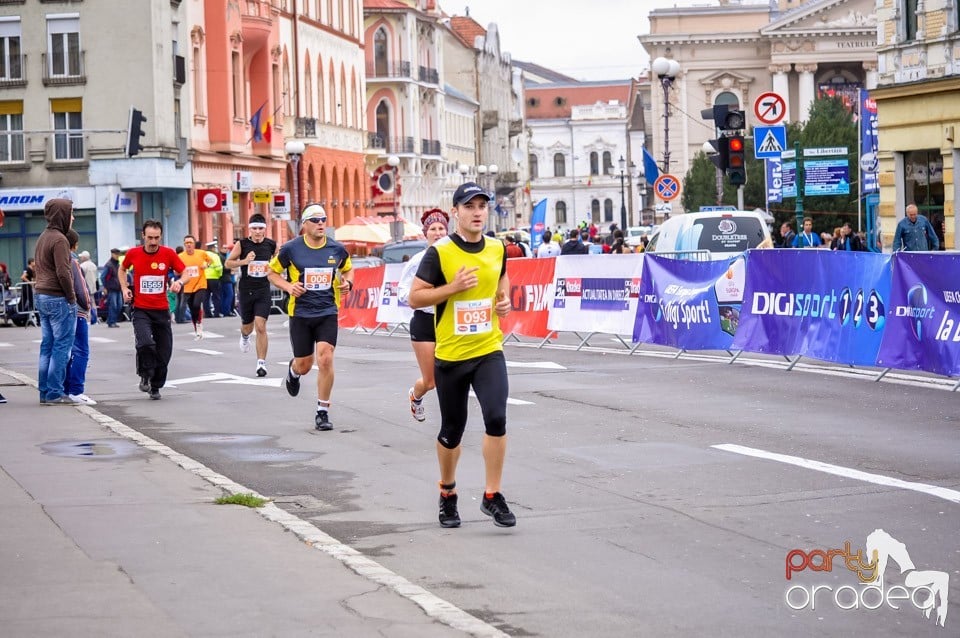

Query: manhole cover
40,439,144,459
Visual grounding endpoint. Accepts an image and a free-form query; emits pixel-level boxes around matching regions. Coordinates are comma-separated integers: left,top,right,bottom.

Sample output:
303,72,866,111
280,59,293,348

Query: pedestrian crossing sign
754,125,787,158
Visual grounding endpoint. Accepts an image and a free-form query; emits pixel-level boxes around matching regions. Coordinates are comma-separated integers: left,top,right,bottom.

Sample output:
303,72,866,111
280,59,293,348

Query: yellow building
872,0,960,248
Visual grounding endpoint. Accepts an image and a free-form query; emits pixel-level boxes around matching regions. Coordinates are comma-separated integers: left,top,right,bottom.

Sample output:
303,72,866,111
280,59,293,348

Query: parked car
646,210,770,260
379,239,427,264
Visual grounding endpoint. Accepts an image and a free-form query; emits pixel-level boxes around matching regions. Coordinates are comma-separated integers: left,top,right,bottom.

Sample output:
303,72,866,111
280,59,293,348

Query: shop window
903,149,945,247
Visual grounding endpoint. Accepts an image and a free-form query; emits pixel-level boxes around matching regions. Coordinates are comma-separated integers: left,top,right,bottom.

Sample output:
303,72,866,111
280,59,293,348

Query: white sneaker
68,393,97,406
194,328,203,341
239,334,251,353
409,387,425,422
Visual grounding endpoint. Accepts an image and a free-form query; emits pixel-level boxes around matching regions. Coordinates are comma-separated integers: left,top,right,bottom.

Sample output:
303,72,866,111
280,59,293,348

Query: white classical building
525,80,647,232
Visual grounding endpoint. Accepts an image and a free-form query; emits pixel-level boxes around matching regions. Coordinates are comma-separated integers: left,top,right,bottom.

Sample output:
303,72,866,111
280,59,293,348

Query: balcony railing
365,60,411,79
0,53,26,88
367,133,414,154
418,65,439,84
421,138,441,156
42,50,86,86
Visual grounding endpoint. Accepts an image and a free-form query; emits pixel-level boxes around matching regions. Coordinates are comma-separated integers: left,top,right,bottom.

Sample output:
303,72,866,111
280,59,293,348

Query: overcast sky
438,0,721,81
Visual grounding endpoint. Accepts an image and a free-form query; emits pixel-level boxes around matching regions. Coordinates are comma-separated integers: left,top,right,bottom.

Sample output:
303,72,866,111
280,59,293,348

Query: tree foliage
682,97,860,236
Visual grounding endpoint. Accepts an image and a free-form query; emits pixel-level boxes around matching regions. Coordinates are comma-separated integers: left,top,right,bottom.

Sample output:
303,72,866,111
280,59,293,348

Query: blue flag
529,199,547,253
250,104,265,142
642,147,660,185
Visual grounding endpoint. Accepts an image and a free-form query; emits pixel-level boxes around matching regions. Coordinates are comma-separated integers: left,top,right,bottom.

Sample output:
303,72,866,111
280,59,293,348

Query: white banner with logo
375,263,414,325
547,254,644,335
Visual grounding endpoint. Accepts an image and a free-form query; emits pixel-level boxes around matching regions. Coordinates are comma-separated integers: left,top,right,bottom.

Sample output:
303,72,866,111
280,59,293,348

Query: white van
645,210,771,260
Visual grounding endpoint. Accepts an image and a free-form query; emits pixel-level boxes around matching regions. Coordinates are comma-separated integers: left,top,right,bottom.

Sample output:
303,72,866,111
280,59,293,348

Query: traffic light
727,134,747,186
701,105,745,132
707,136,730,171
127,107,147,157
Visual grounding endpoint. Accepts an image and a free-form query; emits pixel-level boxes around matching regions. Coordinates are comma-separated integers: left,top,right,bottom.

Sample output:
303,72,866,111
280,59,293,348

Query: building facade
525,80,646,232
639,0,878,211
0,0,190,274
872,0,960,249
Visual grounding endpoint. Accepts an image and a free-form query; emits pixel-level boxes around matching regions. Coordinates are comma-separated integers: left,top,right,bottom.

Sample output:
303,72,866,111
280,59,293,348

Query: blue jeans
64,315,90,396
106,289,123,325
37,294,77,402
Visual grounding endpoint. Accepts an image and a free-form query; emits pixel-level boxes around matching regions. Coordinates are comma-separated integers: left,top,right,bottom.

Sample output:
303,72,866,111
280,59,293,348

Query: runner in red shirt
119,219,191,400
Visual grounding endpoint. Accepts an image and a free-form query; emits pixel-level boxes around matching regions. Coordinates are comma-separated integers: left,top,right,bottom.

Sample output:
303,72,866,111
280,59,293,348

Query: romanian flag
261,116,272,143
250,104,265,142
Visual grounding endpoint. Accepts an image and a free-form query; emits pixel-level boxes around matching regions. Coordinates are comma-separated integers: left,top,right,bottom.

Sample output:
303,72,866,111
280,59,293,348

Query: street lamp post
651,57,680,174
387,154,401,241
638,181,648,225
617,156,628,233
284,140,306,227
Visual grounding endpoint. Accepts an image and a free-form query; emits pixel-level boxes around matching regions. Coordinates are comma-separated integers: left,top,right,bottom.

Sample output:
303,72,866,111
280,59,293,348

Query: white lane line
712,443,960,505
468,390,533,406
506,360,566,370
0,342,12,348
187,348,223,356
89,336,117,343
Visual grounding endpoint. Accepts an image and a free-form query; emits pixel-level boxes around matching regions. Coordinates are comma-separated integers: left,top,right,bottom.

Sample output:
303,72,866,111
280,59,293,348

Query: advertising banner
530,199,547,254
859,88,880,195
876,253,960,376
804,159,850,196
733,250,891,366
375,263,413,325
634,254,745,350
501,256,555,339
548,254,644,336
765,158,783,204
338,265,385,330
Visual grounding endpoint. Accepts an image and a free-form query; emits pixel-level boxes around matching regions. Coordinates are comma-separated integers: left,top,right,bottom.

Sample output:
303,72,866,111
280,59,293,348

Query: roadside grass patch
215,493,268,508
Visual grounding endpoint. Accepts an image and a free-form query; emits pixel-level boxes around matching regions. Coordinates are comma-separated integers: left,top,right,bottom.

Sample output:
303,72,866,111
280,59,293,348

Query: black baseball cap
452,182,492,207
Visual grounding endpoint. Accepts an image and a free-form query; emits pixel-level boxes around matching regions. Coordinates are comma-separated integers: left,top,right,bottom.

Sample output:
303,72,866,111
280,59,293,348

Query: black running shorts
238,287,272,324
409,309,436,343
289,313,339,357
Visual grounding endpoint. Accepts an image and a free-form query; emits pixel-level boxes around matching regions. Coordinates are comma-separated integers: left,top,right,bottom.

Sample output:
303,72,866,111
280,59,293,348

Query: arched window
589,152,599,175
602,152,613,175
374,29,388,77
714,91,739,108
529,154,538,179
553,153,565,177
316,57,324,121
282,53,290,116
304,57,313,117
555,201,567,225
591,199,600,223
375,100,390,147
604,199,614,222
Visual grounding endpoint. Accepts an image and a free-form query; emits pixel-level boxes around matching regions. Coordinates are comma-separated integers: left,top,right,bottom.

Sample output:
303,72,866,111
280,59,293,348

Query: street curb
1,365,509,638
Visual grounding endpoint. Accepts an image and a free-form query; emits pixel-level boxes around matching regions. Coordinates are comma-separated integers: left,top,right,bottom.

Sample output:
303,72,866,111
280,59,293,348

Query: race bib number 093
453,299,492,334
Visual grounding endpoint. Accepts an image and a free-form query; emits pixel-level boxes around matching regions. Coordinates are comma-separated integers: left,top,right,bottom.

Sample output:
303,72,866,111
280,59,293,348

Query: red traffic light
728,137,744,152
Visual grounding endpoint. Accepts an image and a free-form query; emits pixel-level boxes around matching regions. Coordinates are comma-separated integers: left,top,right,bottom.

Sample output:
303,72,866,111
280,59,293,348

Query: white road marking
712,443,960,504
89,336,117,343
506,360,566,370
183,330,225,339
0,342,12,348
186,348,223,356
468,390,533,406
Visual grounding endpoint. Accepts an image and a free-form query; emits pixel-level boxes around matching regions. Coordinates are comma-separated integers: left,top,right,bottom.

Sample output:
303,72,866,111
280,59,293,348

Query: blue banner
766,158,782,204
859,88,879,195
732,250,891,366
783,161,797,198
642,147,661,185
633,254,744,350
876,253,960,376
530,198,547,253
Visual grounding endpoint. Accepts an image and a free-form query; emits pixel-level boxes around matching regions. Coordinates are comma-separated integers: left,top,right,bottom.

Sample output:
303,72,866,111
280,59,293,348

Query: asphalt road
1,317,957,637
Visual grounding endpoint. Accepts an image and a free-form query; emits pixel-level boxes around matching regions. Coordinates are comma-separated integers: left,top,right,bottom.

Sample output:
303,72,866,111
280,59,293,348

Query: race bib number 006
303,267,334,291
453,299,492,334
139,275,165,295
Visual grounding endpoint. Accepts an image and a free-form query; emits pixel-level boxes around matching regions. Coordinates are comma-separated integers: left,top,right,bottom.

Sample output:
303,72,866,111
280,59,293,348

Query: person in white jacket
397,208,449,422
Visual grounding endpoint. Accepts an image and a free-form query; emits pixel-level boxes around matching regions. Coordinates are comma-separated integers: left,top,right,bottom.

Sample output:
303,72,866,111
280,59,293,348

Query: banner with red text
547,254,644,336
338,265,385,329
501,257,555,338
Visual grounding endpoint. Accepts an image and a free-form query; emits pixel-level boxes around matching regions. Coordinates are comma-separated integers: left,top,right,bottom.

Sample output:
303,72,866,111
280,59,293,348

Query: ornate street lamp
651,57,681,173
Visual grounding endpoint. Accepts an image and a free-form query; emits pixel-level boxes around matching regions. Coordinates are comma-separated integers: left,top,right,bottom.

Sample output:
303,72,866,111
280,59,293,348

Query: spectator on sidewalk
791,218,822,248
78,250,99,324
536,230,561,258
830,223,866,251
101,248,124,327
892,203,939,251
63,230,95,405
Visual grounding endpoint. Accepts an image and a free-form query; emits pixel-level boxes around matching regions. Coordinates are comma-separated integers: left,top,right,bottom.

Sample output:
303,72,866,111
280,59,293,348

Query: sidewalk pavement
0,370,492,638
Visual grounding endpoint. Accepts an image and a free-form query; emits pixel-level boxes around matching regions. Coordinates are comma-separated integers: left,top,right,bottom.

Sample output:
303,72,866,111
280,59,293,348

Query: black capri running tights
434,350,508,449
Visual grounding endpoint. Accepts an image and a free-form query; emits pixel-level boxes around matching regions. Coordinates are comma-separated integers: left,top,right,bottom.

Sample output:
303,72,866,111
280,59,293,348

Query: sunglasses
302,217,327,224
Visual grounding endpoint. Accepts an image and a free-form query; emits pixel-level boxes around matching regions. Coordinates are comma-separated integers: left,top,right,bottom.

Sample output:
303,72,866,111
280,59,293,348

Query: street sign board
653,174,681,201
782,161,797,198
804,159,850,195
754,125,787,158
699,206,737,212
753,92,786,125
803,146,848,157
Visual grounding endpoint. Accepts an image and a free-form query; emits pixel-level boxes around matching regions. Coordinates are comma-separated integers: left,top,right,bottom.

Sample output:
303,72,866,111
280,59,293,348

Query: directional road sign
754,125,787,158
753,92,786,125
653,174,681,201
